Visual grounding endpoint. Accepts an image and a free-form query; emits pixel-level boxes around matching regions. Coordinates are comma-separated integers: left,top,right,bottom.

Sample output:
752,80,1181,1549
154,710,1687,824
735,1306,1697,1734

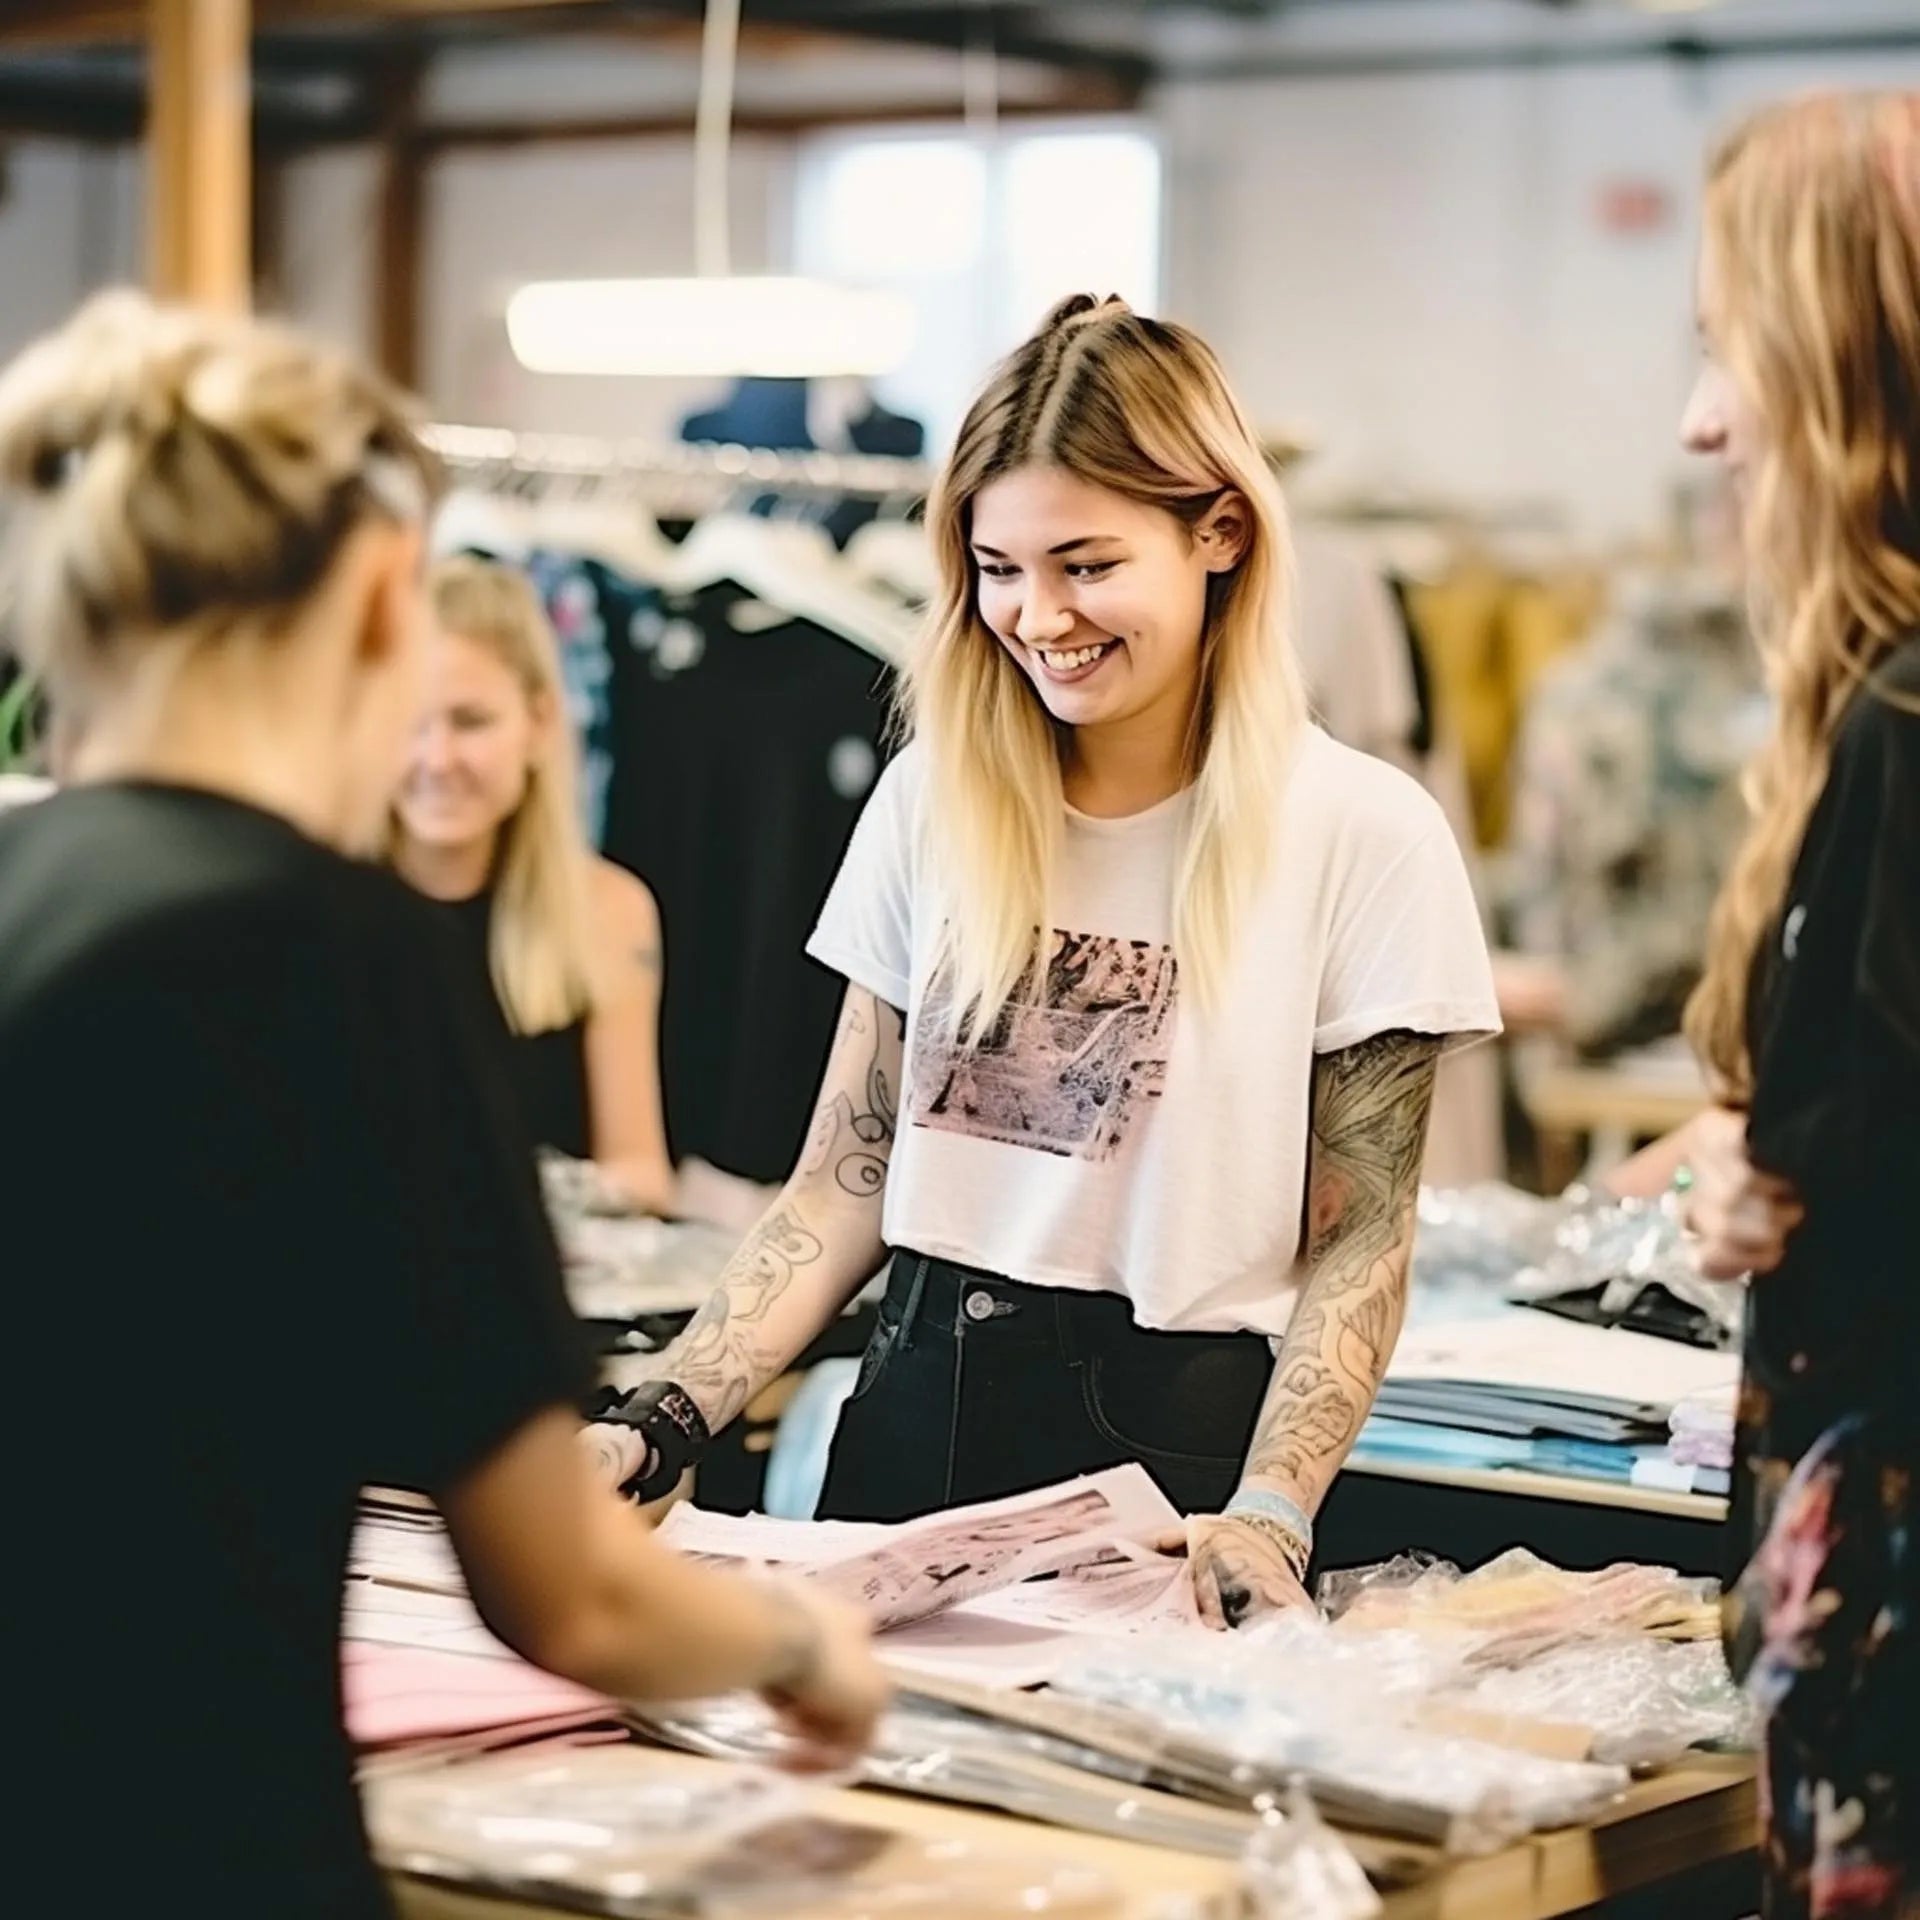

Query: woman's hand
578,1421,647,1490
757,1582,891,1772
1155,1516,1314,1630
1682,1105,1804,1280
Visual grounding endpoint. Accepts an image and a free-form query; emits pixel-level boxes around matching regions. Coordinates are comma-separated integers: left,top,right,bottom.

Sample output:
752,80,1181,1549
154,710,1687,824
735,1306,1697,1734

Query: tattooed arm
584,983,905,1485
1185,1029,1441,1628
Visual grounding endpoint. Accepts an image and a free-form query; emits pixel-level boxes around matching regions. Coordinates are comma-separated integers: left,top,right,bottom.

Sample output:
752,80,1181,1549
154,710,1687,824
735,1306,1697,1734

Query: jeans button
963,1288,997,1323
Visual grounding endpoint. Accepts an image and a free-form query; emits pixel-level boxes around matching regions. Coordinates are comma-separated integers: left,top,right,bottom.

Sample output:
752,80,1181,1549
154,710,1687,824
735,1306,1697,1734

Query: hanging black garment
602,575,893,1182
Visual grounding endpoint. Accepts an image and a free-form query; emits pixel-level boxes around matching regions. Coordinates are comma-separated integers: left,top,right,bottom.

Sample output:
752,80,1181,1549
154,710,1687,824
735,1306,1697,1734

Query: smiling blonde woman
590,296,1501,1628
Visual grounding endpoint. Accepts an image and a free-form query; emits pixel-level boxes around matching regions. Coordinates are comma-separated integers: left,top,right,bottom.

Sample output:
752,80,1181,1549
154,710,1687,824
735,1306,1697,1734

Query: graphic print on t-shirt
910,931,1177,1160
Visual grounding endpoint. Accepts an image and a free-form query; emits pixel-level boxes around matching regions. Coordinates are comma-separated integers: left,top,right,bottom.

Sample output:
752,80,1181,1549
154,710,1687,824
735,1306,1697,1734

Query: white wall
0,141,140,356
1157,49,1920,543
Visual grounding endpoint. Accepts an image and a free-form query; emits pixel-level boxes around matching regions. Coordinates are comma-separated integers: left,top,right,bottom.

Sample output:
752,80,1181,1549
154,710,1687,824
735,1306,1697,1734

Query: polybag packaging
1237,1784,1381,1920
1504,1183,1743,1347
364,1754,1123,1917
1319,1548,1722,1664
1048,1612,1629,1853
1458,1636,1757,1768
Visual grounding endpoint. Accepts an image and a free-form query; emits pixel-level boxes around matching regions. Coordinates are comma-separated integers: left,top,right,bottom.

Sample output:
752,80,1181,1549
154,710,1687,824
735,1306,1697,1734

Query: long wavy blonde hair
409,557,599,1036
902,295,1304,1043
1685,94,1920,1099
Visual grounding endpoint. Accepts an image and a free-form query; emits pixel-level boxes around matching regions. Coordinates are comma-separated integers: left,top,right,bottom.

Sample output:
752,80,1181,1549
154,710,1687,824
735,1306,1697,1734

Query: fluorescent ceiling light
1626,0,1725,13
505,0,916,382
506,276,916,379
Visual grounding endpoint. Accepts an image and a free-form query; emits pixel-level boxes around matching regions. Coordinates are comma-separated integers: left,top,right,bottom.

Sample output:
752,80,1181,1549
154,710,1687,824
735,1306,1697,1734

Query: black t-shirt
1743,635,1920,1448
1,785,591,1918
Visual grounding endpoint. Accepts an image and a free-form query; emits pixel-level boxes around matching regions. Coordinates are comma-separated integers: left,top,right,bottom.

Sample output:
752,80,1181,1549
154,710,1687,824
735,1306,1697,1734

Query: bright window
795,122,1163,450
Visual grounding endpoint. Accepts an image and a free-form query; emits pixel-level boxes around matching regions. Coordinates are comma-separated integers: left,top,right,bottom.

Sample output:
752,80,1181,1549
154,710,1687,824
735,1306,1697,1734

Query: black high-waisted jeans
817,1249,1274,1522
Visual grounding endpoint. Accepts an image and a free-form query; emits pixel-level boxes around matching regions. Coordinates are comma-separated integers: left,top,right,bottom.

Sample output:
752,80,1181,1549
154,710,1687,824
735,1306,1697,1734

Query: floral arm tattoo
1241,1029,1441,1511
635,989,904,1432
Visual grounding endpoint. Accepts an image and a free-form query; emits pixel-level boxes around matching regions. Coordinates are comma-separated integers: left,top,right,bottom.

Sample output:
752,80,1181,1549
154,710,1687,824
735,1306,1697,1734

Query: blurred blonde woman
0,294,882,1920
1630,93,1919,1919
588,296,1500,1627
389,557,675,1214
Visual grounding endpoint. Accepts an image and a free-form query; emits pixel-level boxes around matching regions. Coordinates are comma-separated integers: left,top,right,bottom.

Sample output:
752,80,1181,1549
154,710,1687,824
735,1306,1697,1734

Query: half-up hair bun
1039,292,1131,335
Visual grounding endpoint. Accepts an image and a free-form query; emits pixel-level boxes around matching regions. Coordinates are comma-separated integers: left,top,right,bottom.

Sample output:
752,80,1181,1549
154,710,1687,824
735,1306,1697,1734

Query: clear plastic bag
1505,1184,1744,1348
1456,1635,1758,1768
365,1752,1123,1917
1320,1548,1722,1665
1049,1611,1629,1852
1237,1784,1381,1920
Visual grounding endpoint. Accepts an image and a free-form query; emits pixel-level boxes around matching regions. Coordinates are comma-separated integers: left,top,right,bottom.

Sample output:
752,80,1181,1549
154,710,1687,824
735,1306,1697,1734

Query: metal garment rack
424,423,934,505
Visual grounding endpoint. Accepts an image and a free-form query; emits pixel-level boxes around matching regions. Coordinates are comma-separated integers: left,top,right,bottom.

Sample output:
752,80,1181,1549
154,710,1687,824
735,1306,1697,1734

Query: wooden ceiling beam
0,0,657,54
415,82,1138,152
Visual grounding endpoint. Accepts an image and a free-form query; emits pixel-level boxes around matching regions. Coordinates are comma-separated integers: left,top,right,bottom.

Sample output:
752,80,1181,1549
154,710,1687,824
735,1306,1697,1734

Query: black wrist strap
597,1381,712,1502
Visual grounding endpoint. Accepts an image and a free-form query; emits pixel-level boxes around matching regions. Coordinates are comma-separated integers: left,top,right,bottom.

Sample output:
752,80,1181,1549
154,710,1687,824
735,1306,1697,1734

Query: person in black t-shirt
1615,93,1918,1917
388,556,677,1213
0,293,884,1920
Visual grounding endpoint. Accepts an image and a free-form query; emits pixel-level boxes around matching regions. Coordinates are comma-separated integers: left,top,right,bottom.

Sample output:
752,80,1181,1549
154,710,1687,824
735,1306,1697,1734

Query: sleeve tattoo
648,994,904,1429
1243,1029,1441,1503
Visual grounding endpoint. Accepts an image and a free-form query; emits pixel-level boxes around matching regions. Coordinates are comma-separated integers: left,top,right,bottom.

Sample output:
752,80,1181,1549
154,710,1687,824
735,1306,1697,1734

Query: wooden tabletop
386,1745,1755,1920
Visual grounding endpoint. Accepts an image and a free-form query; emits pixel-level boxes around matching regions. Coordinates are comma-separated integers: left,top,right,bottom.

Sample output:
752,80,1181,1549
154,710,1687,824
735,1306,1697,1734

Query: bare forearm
536,1515,803,1702
1241,1030,1440,1514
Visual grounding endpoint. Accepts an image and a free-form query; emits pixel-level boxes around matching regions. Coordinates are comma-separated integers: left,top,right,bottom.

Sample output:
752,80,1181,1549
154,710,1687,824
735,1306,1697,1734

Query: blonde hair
905,294,1305,1042
414,556,599,1037
1685,94,1920,1098
0,289,439,704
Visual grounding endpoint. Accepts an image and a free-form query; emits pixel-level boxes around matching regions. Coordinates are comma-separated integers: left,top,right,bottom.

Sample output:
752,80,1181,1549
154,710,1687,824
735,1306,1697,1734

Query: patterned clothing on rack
1503,575,1766,1054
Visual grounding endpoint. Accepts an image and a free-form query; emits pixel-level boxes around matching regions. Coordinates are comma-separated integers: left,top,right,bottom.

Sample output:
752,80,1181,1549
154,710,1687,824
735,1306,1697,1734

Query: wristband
596,1381,711,1502
1227,1487,1315,1568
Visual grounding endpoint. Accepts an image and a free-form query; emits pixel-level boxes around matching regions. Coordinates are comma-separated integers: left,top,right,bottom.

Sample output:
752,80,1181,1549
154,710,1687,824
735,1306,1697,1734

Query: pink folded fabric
342,1641,619,1751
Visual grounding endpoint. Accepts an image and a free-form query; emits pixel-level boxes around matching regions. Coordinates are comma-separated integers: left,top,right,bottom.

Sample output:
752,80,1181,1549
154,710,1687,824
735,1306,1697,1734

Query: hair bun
0,289,198,498
1040,292,1131,336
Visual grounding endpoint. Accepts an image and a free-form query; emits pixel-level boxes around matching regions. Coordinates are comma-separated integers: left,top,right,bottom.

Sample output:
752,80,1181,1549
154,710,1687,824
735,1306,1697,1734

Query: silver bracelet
1227,1487,1315,1561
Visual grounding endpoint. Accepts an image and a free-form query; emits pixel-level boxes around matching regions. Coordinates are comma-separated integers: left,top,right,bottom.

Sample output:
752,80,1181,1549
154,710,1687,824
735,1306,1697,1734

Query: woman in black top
0,292,883,1920
390,556,677,1211
1654,94,1918,1918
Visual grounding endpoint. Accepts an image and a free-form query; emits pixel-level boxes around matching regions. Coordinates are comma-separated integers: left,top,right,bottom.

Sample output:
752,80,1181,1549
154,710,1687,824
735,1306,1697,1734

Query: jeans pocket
1079,1355,1254,1470
843,1314,904,1407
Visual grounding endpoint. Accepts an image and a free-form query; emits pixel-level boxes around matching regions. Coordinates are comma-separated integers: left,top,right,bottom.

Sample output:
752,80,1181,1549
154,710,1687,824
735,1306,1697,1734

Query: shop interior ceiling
0,1,1915,149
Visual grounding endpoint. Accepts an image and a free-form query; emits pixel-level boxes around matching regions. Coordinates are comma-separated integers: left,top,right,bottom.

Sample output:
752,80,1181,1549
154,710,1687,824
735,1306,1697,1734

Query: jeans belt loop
896,1254,931,1349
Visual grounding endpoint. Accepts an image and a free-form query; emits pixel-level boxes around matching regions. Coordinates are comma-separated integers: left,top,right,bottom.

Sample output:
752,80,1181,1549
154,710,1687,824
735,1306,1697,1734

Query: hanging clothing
1292,523,1421,765
2,783,589,1920
438,887,593,1161
600,571,893,1183
806,729,1501,1336
1504,576,1765,1055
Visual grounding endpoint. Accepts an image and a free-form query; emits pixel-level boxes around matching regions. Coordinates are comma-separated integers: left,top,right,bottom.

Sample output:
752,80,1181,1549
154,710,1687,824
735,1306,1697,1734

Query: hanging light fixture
506,0,915,379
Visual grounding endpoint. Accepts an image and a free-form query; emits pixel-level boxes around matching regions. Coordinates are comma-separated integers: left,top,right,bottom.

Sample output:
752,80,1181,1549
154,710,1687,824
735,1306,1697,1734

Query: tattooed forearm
636,989,904,1435
1242,1029,1441,1504
797,994,903,1200
650,1206,826,1429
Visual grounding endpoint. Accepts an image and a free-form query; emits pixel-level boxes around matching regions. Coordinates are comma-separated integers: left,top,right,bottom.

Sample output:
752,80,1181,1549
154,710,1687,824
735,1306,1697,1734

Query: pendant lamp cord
693,0,742,280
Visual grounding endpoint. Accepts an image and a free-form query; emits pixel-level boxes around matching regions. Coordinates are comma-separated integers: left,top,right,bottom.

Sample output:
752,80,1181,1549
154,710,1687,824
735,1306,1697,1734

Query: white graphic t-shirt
806,727,1500,1336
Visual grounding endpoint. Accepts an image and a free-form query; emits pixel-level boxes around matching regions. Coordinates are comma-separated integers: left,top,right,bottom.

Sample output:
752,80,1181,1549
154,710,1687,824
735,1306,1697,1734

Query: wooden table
387,1745,1756,1920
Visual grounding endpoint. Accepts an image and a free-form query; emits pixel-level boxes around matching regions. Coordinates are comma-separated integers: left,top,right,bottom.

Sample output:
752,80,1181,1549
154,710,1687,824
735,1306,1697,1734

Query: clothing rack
424,424,934,506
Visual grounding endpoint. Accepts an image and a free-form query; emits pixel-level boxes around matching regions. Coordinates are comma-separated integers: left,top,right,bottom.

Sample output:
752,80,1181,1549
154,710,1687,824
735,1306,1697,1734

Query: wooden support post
147,0,251,310
373,53,426,389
